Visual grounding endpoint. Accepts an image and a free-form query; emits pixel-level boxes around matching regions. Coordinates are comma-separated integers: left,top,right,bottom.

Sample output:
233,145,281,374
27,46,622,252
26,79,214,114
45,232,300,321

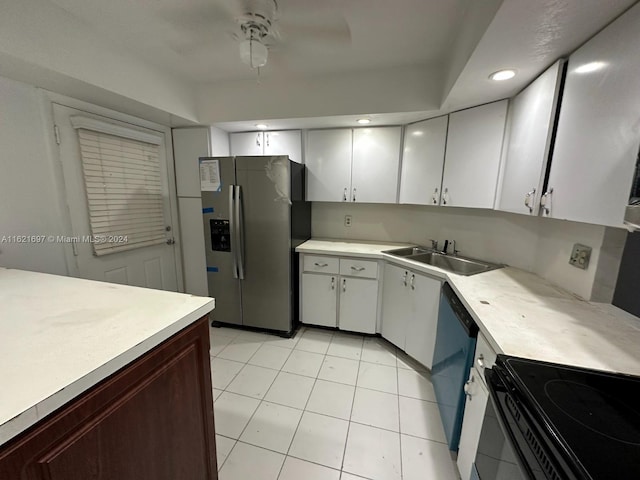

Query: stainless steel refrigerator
200,156,311,336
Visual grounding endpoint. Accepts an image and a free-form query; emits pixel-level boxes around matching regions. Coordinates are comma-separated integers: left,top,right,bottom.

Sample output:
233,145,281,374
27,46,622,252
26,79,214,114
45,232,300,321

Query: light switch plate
569,243,592,269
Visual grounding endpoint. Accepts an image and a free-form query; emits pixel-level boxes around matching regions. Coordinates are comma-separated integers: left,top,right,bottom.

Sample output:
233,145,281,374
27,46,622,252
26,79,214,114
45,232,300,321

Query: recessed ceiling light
412,130,424,136
255,124,268,129
575,61,605,74
489,69,516,81
357,118,371,124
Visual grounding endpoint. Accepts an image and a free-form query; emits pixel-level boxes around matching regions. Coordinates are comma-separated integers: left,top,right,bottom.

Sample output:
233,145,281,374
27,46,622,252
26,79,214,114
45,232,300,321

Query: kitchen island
0,268,217,479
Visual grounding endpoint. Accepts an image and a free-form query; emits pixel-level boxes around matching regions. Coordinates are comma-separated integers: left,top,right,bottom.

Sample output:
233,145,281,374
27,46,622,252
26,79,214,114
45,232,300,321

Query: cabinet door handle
256,133,261,147
343,188,348,202
476,354,485,369
464,374,475,400
432,187,439,205
540,188,553,215
350,265,365,272
442,187,449,205
402,271,408,286
314,262,328,267
331,277,335,290
410,274,415,290
524,188,536,213
352,187,357,202
266,132,270,147
342,278,347,292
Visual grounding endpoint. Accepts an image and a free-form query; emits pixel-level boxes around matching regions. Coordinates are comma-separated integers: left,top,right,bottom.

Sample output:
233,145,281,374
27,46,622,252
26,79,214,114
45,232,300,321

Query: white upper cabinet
399,116,448,205
230,131,263,156
497,61,565,216
351,126,402,203
306,127,402,203
263,130,302,163
441,100,508,209
306,129,353,202
230,130,302,163
544,3,640,227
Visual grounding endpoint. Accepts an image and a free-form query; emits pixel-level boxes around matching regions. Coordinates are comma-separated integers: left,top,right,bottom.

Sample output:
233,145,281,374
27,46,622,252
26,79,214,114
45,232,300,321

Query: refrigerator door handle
229,185,239,279
236,185,246,280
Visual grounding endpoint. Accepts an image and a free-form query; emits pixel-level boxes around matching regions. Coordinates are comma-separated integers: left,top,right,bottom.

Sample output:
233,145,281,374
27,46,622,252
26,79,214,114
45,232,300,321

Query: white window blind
76,128,166,256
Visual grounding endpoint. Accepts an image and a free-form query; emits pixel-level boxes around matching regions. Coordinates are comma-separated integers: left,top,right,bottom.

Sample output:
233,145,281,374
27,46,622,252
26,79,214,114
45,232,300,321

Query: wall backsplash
311,202,626,302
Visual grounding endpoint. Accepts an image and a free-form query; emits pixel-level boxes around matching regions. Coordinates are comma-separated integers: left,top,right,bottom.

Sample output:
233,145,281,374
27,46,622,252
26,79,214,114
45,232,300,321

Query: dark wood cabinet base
0,316,217,480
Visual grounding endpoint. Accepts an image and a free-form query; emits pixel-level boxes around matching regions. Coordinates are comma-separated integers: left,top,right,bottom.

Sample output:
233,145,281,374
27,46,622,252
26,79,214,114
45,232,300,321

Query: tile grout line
396,344,404,480
213,326,304,475
339,335,364,477
278,328,337,479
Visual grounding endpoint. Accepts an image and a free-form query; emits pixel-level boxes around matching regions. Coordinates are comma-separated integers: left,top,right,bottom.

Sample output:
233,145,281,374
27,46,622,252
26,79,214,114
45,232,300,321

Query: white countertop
296,238,411,257
296,239,640,376
0,268,215,447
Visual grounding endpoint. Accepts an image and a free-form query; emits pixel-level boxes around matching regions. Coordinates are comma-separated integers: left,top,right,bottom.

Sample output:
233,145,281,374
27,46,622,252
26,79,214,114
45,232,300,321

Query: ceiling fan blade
278,12,351,46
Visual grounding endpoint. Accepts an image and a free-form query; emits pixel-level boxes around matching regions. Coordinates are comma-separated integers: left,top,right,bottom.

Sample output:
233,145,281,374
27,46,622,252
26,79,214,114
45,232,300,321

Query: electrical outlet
569,243,592,270
344,215,352,227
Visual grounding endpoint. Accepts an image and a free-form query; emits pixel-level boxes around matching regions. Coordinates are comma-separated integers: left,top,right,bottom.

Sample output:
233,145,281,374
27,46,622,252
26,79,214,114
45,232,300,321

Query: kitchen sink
383,246,433,257
384,246,502,276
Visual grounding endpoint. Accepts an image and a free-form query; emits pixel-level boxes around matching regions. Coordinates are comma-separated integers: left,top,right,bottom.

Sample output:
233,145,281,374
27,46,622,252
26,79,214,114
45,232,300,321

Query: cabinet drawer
339,258,378,279
303,255,339,274
475,332,497,380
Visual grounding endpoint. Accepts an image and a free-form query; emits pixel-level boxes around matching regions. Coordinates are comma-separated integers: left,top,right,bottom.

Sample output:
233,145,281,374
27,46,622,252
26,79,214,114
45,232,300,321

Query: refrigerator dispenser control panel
210,219,231,252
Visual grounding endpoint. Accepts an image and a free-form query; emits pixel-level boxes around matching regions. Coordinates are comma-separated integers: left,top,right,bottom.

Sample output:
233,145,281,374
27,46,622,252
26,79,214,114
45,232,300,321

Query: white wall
311,202,623,301
210,126,230,156
0,0,198,123
196,66,442,124
0,75,69,275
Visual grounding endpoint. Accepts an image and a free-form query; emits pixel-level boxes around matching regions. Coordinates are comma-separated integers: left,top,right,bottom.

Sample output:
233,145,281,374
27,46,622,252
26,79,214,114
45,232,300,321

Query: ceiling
1,0,637,128
49,0,470,83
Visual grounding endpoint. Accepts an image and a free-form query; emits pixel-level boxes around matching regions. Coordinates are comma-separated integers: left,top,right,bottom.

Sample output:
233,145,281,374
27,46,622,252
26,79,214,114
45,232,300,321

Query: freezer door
201,157,242,326
235,156,292,332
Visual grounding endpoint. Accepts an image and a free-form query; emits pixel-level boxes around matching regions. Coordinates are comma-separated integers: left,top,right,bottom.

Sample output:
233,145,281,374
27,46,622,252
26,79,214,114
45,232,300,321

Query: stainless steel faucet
441,239,458,255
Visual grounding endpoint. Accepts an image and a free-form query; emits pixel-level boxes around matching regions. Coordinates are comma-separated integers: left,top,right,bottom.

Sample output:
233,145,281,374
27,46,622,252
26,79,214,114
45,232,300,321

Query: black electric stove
485,355,640,479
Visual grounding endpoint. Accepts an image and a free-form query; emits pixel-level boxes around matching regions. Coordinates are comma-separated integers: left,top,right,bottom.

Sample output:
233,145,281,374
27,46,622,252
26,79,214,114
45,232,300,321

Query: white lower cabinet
457,367,489,480
301,272,338,328
381,264,410,347
381,262,440,369
457,333,497,480
338,277,378,334
300,254,378,334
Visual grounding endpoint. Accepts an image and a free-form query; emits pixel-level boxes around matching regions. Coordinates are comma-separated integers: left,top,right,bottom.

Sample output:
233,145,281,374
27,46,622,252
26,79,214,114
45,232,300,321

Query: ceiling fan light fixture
240,38,268,68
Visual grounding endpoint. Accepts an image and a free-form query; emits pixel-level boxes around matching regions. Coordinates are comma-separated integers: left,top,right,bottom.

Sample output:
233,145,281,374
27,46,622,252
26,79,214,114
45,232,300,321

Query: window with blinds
76,128,166,256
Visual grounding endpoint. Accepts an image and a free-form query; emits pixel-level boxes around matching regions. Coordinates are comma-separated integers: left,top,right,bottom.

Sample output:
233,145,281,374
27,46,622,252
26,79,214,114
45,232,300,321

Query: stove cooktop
503,357,640,479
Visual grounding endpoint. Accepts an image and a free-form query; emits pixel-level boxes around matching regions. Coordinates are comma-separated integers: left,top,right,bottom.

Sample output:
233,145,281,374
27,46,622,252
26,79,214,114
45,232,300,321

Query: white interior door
53,103,179,291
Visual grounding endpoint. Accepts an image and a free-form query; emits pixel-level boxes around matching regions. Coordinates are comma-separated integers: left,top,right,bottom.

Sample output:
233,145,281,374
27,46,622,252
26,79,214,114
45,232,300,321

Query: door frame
38,90,184,292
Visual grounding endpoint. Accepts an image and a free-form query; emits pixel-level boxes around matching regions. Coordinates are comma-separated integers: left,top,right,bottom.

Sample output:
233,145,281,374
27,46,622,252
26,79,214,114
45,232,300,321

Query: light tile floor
210,325,461,480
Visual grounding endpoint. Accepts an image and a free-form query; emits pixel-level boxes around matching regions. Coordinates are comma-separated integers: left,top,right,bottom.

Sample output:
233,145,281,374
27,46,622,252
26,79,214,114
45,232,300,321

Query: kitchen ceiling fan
207,0,352,72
